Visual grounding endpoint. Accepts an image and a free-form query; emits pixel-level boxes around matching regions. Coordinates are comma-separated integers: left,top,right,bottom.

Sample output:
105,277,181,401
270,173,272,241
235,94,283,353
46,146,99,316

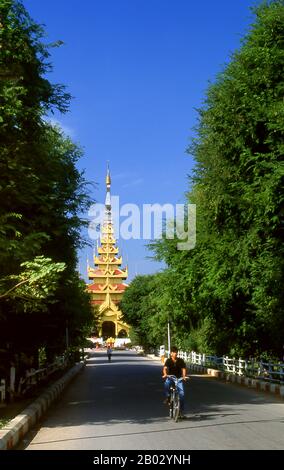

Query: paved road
22,351,284,450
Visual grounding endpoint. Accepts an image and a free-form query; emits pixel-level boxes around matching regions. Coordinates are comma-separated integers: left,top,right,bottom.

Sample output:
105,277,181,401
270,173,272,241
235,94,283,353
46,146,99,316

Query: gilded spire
106,161,111,187
105,162,111,213
87,167,130,341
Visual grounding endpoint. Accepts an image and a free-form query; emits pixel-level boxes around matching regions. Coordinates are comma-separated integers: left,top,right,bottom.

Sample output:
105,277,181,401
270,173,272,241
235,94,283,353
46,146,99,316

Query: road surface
21,350,284,450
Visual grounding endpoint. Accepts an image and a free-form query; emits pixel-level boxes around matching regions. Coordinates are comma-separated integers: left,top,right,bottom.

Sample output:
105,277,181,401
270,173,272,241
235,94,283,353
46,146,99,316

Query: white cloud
45,118,75,138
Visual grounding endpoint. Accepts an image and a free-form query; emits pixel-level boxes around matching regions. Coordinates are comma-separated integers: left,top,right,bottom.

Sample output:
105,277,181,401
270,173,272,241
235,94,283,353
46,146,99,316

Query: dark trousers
164,377,185,413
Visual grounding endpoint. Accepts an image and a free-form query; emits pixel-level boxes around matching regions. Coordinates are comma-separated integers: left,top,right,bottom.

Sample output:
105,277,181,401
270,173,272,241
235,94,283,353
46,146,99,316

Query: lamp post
167,318,171,358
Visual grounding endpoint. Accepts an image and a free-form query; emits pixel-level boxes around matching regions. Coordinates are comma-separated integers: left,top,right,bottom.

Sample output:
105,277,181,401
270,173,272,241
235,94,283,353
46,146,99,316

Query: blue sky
23,0,258,281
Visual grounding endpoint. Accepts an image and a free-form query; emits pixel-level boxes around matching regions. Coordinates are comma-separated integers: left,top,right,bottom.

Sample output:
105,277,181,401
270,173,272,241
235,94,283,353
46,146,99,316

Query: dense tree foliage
121,1,284,359
120,274,170,350
0,0,94,376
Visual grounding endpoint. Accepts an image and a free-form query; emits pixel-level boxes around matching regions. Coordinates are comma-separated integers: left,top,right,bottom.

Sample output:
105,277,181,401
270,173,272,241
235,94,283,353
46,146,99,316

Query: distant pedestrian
107,346,112,362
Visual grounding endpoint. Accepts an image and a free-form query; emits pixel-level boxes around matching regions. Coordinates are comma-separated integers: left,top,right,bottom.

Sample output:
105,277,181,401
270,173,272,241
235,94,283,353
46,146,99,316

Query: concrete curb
188,363,284,399
0,361,85,450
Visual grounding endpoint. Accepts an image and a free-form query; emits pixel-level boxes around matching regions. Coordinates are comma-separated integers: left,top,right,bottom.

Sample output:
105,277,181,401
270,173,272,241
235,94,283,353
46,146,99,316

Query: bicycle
166,375,189,422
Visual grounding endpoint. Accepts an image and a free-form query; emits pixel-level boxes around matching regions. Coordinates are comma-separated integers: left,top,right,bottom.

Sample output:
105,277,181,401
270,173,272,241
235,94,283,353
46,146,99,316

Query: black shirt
164,357,186,378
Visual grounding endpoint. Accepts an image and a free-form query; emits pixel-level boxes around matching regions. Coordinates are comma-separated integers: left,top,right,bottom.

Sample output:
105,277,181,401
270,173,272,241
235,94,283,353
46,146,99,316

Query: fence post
224,356,228,372
244,359,248,376
0,379,5,403
9,365,16,402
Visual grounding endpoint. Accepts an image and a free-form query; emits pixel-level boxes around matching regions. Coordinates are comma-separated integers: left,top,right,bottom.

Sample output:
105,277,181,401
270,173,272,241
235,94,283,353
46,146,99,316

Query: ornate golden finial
106,161,111,187
105,162,111,213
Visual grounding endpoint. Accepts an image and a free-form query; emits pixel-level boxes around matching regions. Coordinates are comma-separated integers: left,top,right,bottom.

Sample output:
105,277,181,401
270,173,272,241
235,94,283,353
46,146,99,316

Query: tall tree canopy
121,1,284,359
0,0,94,370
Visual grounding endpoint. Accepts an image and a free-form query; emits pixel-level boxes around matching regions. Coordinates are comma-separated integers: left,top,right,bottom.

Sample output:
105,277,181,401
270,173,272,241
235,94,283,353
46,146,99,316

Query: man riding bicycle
162,346,187,419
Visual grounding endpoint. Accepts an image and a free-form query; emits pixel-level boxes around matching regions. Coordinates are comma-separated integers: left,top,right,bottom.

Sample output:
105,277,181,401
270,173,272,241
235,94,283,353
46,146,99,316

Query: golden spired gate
87,166,130,340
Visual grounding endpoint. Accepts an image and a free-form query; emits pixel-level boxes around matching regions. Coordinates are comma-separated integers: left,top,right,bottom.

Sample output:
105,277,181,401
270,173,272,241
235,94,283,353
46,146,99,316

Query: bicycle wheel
173,391,180,422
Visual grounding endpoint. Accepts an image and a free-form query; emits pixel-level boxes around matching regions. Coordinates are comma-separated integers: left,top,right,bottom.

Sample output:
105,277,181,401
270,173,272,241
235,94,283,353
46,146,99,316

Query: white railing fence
17,355,67,396
0,355,69,404
159,346,284,384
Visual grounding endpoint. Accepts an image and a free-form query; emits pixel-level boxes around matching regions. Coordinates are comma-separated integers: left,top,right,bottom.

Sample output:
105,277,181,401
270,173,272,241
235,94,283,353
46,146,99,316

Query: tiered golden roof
87,166,129,339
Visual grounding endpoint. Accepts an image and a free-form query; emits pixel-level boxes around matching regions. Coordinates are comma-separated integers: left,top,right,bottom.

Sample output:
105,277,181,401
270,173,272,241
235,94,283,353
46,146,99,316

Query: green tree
135,1,284,359
185,0,284,357
120,275,158,350
0,255,66,311
0,0,93,369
